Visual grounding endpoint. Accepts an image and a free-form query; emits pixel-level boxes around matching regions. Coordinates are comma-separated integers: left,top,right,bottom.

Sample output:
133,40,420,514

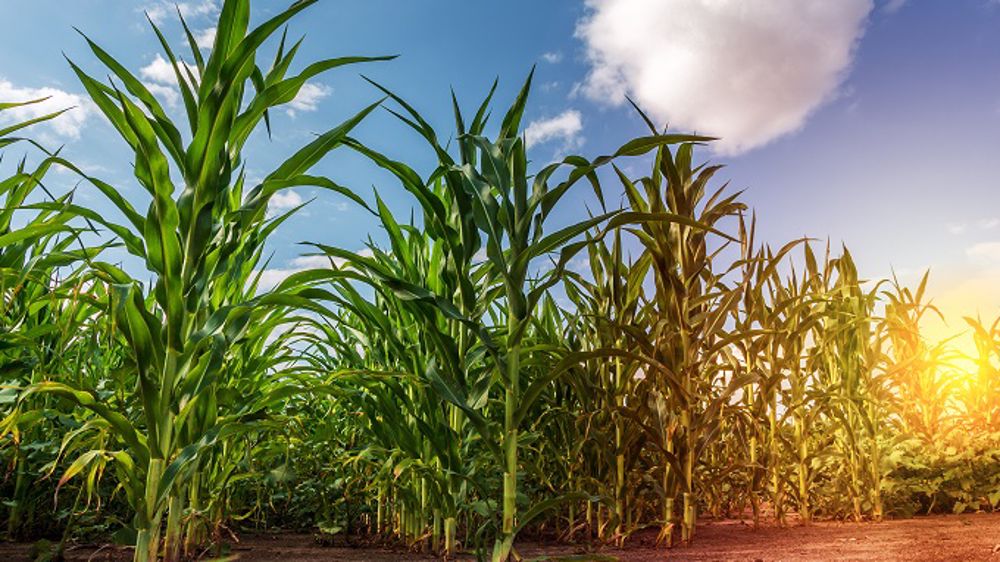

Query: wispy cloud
541,51,563,64
883,0,907,13
947,217,999,235
967,241,1000,263
285,83,332,116
575,0,873,155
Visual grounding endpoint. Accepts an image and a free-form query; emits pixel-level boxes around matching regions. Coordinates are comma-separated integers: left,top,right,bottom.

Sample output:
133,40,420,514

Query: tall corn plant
562,229,650,543
290,107,496,553
729,216,809,525
314,76,703,560
309,219,488,555
807,247,889,521
759,243,823,524
882,273,956,442
9,2,388,560
613,131,750,545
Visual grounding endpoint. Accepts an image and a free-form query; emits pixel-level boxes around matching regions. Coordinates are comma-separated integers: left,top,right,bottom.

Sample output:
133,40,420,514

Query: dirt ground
5,513,1000,561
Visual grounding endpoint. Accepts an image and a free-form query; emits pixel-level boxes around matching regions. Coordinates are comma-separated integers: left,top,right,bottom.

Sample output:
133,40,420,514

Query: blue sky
3,0,1000,344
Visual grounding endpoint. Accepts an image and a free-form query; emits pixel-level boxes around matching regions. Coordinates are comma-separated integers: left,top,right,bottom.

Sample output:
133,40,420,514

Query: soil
4,513,1000,561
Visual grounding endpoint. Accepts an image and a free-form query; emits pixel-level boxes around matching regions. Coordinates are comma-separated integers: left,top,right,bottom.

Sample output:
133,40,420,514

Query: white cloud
258,255,334,292
145,1,219,25
144,82,181,107
267,190,304,217
541,51,563,64
946,218,999,235
140,54,197,87
257,267,299,292
967,242,1000,264
286,83,332,116
194,27,217,49
139,52,328,115
258,250,372,292
289,255,335,269
576,0,873,155
139,54,199,107
0,79,92,139
524,109,583,149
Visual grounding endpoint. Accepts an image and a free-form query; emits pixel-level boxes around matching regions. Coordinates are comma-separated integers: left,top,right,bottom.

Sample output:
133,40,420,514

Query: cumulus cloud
145,0,219,25
575,0,873,154
140,54,197,87
267,190,304,217
285,83,332,116
0,79,92,139
524,109,583,150
144,83,182,106
138,54,199,106
194,27,217,49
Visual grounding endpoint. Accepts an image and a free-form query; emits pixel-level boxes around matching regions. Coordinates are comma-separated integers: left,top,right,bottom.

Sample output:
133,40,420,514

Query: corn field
4,2,1000,561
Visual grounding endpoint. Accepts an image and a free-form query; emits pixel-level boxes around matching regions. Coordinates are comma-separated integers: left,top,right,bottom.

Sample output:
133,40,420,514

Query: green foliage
884,432,1000,517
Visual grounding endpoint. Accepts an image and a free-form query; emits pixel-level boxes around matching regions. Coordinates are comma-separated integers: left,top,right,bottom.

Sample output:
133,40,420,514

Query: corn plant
562,229,650,542
6,1,388,559
0,99,108,543
611,127,751,544
881,272,958,442
726,216,810,525
804,247,889,521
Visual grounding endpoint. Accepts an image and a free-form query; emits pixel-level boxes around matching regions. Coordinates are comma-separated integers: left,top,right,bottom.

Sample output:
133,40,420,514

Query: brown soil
4,513,1000,561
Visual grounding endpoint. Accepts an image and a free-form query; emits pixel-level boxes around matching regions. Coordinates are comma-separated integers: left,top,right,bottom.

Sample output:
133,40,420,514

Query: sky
2,0,1000,348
